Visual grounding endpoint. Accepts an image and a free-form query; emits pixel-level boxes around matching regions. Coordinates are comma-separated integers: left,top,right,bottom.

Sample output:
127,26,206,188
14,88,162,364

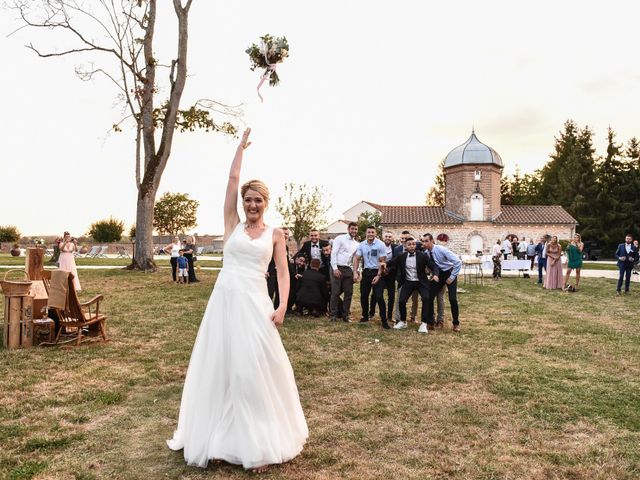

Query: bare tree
10,0,240,270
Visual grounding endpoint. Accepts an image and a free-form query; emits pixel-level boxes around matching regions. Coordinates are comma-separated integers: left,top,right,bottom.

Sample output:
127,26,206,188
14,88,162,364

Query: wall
382,222,576,255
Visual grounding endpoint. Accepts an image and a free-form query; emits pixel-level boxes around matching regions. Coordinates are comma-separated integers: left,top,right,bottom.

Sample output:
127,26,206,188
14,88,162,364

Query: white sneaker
418,323,429,334
393,321,407,330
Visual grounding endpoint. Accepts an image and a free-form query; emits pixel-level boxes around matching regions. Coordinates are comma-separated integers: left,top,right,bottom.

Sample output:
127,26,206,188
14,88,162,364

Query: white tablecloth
501,259,532,270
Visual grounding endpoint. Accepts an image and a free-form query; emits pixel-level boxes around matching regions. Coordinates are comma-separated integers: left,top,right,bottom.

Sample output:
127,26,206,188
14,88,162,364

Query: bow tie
311,244,319,248
408,253,415,257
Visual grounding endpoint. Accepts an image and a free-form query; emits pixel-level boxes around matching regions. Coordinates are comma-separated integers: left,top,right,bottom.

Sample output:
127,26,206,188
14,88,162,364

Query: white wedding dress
167,223,308,469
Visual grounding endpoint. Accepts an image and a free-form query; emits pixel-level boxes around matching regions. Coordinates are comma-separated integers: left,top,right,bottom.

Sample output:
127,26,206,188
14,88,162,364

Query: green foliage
425,159,445,206
0,225,21,243
501,168,542,205
128,225,136,239
276,183,331,246
88,217,125,243
142,101,237,135
357,211,382,239
558,239,570,251
153,192,199,236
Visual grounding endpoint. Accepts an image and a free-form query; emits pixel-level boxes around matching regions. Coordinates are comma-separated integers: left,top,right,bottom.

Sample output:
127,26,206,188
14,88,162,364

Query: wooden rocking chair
41,270,108,346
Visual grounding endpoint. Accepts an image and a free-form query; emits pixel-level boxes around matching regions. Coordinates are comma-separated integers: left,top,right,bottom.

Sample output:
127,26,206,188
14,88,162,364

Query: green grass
0,271,639,479
582,261,618,271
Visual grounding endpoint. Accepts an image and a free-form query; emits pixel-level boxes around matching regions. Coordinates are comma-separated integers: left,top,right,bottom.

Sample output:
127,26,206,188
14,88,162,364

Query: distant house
326,131,577,254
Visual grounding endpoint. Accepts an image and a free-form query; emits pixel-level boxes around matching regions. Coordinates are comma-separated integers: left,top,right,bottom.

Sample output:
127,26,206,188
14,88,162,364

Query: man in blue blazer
615,233,638,295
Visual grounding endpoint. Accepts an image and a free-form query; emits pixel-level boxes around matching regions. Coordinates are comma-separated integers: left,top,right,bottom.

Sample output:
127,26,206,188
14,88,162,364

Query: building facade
326,132,577,254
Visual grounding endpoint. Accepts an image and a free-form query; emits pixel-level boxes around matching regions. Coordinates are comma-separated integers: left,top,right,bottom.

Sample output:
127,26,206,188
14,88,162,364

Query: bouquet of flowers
245,34,289,87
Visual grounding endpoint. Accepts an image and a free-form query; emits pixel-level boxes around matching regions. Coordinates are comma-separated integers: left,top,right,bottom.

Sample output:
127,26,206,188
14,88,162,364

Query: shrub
88,217,125,243
128,225,136,239
0,225,21,243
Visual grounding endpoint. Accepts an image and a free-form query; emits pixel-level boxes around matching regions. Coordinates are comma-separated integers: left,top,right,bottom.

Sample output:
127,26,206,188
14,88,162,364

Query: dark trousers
170,257,178,281
617,265,633,292
527,255,536,270
537,257,547,283
398,280,430,323
330,266,354,319
503,253,509,260
369,276,395,319
185,253,198,282
267,274,279,308
427,270,459,326
360,269,387,321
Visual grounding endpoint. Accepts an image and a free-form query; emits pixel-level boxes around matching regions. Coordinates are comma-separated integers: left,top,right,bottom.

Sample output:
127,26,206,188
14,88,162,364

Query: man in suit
534,235,549,285
295,259,329,316
267,226,293,308
296,229,329,268
369,231,396,321
392,230,419,323
615,233,638,295
423,233,462,332
386,237,439,333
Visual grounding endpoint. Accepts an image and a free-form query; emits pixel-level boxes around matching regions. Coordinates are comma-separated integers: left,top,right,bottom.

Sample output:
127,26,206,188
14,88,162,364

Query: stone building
326,131,577,254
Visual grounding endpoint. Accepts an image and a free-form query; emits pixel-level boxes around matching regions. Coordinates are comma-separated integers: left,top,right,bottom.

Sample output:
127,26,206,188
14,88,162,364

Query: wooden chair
41,270,108,346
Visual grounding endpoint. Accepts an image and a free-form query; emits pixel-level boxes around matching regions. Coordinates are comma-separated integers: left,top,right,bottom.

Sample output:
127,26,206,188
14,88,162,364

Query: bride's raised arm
224,128,252,240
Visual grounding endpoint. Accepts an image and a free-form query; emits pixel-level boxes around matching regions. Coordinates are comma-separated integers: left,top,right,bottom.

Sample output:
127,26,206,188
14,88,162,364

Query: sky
2,0,640,236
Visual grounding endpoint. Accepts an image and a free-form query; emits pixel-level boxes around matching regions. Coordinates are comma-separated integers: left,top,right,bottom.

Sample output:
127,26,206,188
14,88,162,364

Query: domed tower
443,131,503,221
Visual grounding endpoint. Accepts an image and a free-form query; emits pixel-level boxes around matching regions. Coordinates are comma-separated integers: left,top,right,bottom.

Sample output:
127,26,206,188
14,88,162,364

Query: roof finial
472,124,475,135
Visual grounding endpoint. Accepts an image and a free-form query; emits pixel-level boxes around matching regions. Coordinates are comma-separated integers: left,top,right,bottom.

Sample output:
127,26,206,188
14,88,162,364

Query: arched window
469,234,484,254
470,193,483,221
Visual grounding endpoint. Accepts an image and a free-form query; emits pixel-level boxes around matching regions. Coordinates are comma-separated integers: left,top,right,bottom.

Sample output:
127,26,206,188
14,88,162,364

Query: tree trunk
130,189,157,271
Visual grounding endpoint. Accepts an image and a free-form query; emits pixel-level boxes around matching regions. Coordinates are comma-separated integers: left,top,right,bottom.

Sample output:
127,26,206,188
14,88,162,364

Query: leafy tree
357,211,382,240
128,225,137,239
625,137,640,167
425,159,445,206
501,168,542,205
0,226,21,243
153,192,199,235
12,1,240,271
276,183,331,247
88,217,125,243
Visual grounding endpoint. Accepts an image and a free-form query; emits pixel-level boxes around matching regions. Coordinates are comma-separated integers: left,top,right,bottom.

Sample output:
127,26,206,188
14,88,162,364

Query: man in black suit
266,226,294,309
295,229,329,268
295,259,329,316
386,237,439,333
392,230,419,323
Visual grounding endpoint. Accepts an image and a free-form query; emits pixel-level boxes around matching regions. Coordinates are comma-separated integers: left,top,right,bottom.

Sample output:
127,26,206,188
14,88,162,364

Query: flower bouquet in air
245,34,289,100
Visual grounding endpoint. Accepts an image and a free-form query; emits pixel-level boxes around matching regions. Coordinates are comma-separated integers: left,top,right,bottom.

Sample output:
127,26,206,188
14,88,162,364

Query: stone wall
381,222,576,255
444,164,502,221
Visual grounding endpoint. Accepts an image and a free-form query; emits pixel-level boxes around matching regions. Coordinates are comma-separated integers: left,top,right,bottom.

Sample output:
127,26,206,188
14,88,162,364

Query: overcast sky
2,1,640,236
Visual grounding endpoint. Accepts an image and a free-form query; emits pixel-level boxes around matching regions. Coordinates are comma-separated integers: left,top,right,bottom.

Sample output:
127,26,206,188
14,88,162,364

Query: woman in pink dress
544,235,563,290
58,231,81,291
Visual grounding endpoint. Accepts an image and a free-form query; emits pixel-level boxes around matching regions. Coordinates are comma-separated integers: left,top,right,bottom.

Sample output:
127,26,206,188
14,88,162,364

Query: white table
501,259,532,270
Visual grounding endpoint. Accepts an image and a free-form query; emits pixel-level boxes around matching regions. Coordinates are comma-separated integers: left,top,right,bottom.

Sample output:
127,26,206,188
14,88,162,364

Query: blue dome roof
443,132,503,168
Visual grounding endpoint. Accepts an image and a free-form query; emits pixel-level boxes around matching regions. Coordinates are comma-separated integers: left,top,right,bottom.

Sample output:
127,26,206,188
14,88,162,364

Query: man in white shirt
502,236,512,260
330,222,359,322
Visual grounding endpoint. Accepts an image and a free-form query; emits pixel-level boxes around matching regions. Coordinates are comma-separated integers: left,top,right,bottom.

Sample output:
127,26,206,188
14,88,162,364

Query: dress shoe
381,321,391,330
359,317,369,323
435,321,444,329
452,325,461,332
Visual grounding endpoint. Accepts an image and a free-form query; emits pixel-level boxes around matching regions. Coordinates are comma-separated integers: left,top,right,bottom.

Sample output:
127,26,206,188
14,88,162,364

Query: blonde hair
241,179,270,205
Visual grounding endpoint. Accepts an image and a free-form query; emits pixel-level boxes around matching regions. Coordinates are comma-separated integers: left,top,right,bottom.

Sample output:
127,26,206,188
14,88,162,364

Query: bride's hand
238,127,252,150
271,306,285,328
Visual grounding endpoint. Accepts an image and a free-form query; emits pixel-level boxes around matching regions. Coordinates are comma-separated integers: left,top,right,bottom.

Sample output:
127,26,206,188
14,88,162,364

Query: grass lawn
582,262,618,271
0,254,222,269
0,272,639,479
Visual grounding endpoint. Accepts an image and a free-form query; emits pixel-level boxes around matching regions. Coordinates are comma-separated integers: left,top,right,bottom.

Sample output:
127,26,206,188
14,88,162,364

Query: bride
167,128,308,473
